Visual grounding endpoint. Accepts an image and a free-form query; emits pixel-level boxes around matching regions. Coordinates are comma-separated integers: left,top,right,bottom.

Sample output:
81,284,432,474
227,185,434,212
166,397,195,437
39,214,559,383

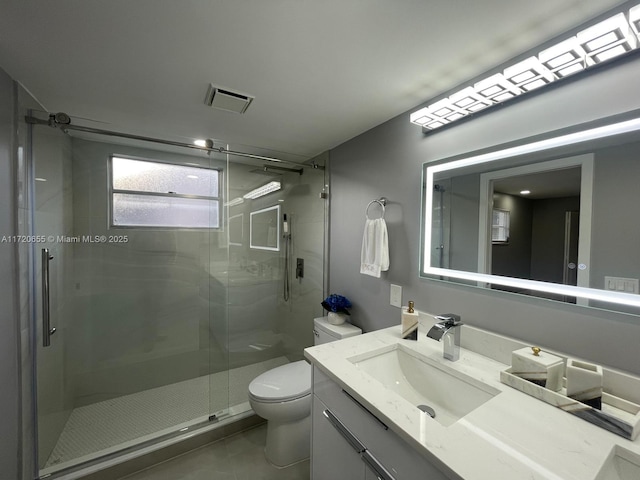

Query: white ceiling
0,0,623,162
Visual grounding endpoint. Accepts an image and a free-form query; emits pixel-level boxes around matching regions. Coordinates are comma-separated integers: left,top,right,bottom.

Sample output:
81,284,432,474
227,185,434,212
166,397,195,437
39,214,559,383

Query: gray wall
0,65,20,480
530,196,580,284
591,141,640,288
329,56,640,376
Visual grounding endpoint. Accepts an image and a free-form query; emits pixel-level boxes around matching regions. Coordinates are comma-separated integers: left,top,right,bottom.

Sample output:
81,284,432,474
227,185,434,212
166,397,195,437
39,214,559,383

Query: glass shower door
31,122,229,475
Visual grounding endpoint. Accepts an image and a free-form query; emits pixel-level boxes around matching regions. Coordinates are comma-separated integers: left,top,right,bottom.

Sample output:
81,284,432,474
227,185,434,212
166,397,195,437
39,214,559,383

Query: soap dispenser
401,301,418,340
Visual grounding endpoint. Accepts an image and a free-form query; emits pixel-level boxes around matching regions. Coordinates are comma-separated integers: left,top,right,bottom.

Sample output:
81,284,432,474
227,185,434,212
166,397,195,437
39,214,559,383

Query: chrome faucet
427,314,463,361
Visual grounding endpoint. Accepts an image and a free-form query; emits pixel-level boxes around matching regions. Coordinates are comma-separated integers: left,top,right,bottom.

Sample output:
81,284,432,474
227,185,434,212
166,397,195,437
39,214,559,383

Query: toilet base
264,414,310,467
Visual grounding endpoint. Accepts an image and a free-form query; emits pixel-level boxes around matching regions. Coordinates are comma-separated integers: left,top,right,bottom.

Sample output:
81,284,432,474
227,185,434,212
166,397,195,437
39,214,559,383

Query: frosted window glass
112,157,218,197
113,193,219,228
111,156,221,229
491,209,510,243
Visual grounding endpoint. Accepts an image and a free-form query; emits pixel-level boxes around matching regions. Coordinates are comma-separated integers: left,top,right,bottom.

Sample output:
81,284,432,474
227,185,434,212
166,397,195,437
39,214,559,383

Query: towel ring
365,198,387,219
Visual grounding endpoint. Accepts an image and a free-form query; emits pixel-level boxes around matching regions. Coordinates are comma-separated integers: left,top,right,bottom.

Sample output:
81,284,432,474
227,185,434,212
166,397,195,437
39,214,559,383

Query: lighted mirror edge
421,114,640,309
422,267,640,308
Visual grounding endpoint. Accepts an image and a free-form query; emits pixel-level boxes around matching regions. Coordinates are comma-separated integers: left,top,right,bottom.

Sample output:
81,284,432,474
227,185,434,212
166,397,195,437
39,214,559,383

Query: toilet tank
313,316,362,345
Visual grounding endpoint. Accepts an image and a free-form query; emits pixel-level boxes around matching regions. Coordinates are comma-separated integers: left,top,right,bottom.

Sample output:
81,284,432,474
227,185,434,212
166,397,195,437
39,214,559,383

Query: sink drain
418,404,436,418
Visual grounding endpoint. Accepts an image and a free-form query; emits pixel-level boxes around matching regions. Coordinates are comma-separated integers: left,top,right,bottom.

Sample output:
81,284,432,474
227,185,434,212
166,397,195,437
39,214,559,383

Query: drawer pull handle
323,409,366,453
362,450,396,480
342,389,388,430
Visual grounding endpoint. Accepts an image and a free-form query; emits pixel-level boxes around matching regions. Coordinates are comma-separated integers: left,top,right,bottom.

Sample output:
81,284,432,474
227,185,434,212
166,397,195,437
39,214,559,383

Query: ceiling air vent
204,84,254,114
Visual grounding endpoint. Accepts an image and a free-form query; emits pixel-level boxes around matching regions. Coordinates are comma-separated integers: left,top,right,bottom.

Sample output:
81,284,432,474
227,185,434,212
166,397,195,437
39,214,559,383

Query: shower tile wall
69,139,224,407
224,155,327,366
276,157,327,360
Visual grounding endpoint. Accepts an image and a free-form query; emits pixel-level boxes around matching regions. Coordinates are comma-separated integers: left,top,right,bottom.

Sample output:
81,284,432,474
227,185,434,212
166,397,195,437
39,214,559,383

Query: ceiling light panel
410,2,640,131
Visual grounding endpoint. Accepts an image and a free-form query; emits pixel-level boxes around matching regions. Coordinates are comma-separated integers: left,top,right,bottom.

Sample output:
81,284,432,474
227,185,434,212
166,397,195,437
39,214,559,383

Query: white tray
500,367,640,440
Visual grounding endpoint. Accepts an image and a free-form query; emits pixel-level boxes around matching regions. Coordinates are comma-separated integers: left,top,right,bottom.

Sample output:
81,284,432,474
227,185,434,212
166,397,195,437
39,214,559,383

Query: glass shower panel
33,125,75,472
215,158,327,416
33,126,229,475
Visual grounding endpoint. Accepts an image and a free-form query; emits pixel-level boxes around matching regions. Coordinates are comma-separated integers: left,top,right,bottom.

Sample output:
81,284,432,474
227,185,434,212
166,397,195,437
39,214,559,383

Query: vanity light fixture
577,13,637,63
503,57,556,91
410,1,640,131
474,73,522,103
520,190,531,195
631,4,640,34
538,38,594,78
449,87,493,114
243,181,282,200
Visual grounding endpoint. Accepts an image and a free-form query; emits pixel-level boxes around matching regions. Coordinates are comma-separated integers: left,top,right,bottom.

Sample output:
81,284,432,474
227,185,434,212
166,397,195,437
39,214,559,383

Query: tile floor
120,423,310,480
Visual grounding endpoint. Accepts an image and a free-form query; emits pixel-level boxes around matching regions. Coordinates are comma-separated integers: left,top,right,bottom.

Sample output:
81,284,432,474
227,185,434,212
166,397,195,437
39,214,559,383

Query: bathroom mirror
250,205,280,251
421,112,640,314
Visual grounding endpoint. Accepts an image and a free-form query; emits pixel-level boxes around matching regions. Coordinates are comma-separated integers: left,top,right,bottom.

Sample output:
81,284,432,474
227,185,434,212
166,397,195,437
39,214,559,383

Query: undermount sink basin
349,344,499,426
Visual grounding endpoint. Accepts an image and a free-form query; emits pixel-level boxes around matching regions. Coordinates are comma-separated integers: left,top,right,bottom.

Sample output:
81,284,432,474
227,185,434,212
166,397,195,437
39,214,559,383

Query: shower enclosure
25,111,327,477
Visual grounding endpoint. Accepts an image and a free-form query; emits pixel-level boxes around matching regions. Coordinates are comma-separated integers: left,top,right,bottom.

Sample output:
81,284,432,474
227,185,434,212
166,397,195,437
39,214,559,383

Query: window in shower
110,156,221,228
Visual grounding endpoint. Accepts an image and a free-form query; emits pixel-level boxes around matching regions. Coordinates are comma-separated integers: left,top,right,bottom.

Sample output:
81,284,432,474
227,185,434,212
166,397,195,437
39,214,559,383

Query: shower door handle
42,248,56,347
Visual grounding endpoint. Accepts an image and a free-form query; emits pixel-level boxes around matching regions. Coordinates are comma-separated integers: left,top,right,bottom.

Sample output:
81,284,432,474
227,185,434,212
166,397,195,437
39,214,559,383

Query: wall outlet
390,284,402,307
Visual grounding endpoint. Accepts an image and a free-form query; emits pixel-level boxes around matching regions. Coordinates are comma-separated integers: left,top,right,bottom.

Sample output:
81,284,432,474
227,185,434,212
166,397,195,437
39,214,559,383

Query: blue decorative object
321,294,352,315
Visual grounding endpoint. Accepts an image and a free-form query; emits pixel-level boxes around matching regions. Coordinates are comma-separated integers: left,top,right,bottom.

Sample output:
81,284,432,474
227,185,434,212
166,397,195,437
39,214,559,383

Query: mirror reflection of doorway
479,154,594,302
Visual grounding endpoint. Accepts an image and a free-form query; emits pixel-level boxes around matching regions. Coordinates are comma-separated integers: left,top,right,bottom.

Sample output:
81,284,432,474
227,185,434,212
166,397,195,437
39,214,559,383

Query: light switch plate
604,276,639,294
390,284,402,308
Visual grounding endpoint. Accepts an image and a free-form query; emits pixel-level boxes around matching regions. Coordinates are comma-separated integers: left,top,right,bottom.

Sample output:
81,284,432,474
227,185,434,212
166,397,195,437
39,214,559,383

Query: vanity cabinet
311,396,366,479
311,366,452,480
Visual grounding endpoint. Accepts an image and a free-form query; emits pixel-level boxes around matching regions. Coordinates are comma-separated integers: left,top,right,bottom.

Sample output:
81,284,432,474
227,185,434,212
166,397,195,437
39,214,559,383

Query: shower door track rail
25,114,325,170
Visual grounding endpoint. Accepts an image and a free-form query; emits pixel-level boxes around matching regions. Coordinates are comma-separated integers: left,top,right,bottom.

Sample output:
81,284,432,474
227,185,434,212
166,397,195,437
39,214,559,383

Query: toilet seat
248,360,311,403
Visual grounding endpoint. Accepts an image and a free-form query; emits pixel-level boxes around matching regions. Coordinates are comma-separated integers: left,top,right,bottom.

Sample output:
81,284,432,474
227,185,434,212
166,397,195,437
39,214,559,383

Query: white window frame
491,208,510,244
109,155,222,229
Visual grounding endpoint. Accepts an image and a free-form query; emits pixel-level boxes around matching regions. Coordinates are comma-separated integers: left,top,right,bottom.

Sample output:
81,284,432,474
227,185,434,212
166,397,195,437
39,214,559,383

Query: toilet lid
248,360,311,402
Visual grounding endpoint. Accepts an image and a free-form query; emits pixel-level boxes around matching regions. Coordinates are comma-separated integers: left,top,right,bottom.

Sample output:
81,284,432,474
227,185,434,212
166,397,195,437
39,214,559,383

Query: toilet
248,316,362,467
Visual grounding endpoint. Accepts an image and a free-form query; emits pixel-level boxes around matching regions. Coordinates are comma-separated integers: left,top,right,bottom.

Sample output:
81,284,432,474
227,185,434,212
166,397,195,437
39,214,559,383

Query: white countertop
304,321,640,480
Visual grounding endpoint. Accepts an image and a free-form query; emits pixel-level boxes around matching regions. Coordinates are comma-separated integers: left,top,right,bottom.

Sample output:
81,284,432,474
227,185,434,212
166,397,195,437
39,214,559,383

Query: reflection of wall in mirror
591,141,640,312
448,174,480,273
530,197,579,285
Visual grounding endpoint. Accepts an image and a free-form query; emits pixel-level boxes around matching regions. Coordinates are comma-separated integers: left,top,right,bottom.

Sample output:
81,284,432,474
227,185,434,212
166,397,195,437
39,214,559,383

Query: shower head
434,184,446,192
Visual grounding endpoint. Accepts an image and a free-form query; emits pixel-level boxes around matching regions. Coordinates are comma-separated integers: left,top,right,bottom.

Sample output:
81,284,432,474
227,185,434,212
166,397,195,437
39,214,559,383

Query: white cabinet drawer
312,395,366,480
313,366,452,480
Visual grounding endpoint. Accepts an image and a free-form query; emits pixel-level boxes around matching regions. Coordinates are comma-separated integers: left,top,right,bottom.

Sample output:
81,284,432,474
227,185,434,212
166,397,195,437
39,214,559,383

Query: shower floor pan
42,356,289,472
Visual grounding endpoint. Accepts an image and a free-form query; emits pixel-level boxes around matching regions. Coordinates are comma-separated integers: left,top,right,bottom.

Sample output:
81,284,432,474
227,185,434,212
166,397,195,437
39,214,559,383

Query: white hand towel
360,218,389,277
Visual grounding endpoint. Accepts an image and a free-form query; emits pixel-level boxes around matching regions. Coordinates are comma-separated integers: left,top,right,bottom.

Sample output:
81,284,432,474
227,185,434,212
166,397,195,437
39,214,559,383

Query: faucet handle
434,313,462,326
